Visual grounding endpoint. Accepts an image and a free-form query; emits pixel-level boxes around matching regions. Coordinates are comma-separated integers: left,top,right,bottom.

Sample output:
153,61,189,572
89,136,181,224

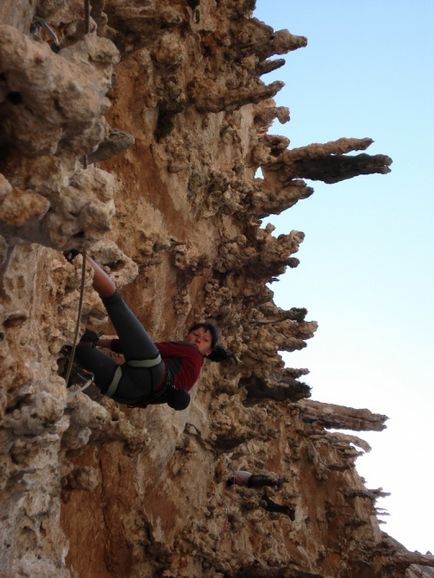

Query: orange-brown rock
0,1,430,578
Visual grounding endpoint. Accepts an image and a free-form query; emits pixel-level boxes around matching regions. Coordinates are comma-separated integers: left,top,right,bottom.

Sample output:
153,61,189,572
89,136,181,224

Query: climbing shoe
79,329,99,347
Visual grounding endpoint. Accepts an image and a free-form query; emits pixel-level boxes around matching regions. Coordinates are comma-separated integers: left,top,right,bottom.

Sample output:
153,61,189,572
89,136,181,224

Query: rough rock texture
0,1,431,578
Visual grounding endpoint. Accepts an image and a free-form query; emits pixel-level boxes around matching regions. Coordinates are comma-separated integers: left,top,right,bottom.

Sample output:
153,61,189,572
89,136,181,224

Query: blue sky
254,1,434,553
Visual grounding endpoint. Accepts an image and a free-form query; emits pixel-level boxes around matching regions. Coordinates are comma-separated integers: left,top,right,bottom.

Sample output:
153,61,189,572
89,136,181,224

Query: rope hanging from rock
84,0,91,34
64,249,87,387
64,45,91,385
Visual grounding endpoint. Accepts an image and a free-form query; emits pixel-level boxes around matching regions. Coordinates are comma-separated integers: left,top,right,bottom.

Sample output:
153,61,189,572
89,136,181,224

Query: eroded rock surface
0,1,430,578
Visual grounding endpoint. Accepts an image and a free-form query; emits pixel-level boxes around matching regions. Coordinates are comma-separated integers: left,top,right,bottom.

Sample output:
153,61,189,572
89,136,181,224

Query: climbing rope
64,126,93,387
84,0,91,34
64,249,87,387
60,2,91,385
220,466,237,535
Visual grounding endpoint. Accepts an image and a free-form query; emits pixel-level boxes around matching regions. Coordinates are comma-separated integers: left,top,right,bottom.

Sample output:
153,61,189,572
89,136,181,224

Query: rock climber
67,254,231,410
226,469,285,489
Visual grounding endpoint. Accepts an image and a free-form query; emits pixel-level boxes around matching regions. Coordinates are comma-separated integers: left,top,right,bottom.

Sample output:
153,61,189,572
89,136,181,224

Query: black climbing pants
75,290,165,404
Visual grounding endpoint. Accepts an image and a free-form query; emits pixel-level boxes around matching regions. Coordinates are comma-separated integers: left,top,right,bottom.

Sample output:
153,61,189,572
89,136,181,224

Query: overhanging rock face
1,2,431,578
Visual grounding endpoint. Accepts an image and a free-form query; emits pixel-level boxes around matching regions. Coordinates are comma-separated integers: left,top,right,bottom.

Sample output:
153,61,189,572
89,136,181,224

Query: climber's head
186,322,219,357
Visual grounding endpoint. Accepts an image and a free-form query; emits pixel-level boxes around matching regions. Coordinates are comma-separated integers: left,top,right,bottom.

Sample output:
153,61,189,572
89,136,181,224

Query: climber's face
185,326,213,356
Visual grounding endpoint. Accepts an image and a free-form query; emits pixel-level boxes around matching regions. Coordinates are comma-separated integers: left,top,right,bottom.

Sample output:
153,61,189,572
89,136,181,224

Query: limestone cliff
0,1,432,578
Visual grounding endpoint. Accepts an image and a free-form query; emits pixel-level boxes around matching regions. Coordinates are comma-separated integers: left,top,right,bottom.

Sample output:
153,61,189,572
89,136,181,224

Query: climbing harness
105,353,162,398
64,249,88,387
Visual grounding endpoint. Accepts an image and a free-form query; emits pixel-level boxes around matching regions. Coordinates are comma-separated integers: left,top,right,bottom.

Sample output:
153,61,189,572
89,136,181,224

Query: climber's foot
79,329,99,347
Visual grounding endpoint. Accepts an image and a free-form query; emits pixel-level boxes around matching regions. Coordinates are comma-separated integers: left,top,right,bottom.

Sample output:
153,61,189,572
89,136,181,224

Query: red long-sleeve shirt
155,341,204,391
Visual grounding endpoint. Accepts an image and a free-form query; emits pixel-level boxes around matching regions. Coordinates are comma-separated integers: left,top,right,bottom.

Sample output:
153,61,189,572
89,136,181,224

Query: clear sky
254,0,434,554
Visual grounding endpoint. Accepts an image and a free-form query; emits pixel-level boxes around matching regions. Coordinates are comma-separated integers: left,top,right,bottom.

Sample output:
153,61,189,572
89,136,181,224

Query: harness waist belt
106,353,162,398
126,354,162,368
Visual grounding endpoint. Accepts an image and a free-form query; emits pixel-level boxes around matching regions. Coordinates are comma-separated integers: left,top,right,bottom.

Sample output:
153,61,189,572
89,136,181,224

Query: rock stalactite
0,1,431,578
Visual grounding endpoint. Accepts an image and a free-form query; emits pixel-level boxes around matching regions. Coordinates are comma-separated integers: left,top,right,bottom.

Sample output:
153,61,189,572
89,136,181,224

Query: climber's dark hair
188,322,220,349
188,322,233,363
207,345,232,362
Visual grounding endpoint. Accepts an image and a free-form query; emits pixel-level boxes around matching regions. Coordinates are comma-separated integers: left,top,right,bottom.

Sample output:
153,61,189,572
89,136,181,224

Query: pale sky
255,0,434,553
